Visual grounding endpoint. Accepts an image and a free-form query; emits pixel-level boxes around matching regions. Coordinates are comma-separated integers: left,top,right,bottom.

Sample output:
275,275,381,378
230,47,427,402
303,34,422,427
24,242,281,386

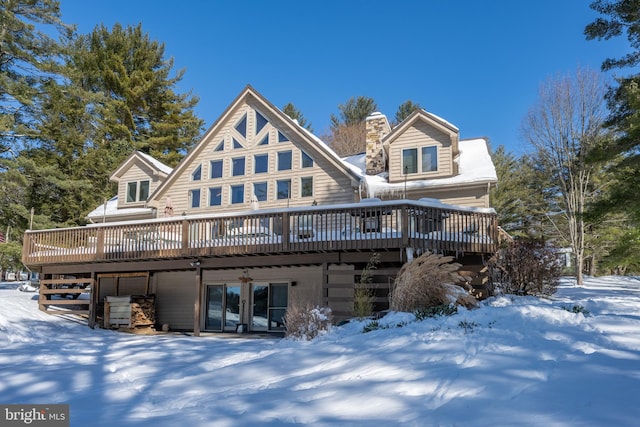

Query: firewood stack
130,295,155,328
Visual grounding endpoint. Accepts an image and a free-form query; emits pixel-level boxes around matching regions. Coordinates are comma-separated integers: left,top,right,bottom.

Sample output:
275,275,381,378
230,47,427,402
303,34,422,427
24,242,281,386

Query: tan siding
154,271,195,330
117,161,164,209
408,185,491,209
388,121,453,184
159,101,355,218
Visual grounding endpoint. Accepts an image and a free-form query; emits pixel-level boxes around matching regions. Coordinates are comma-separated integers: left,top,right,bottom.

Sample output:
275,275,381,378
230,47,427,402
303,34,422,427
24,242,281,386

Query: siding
408,185,490,209
116,161,163,209
159,101,355,218
154,271,196,330
388,120,453,183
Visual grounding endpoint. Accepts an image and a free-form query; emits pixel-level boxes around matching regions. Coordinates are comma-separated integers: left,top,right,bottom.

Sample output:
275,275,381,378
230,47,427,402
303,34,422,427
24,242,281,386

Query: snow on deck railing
22,200,498,266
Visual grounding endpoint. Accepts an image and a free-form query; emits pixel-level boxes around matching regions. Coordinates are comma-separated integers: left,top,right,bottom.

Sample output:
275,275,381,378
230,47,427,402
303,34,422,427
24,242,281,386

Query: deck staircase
38,277,93,316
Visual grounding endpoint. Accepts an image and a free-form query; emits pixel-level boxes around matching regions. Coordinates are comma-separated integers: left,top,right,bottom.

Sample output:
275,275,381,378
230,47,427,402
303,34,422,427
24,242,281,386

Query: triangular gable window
258,134,269,146
233,138,243,149
235,114,247,138
255,110,268,135
278,130,289,142
214,140,224,152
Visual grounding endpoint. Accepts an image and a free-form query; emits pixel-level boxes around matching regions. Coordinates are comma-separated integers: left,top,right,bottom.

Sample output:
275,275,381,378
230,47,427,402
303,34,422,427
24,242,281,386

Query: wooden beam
193,266,202,337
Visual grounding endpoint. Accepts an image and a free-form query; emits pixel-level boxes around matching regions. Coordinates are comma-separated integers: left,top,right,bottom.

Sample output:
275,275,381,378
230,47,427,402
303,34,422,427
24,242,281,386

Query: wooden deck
23,200,498,267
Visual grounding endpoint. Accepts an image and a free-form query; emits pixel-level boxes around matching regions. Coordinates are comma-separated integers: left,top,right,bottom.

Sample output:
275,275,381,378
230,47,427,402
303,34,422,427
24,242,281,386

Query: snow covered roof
137,151,173,175
342,137,497,198
86,196,153,222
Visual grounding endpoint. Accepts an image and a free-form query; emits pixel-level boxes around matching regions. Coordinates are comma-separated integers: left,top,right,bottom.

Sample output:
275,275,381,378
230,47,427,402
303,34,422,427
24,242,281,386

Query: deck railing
22,200,498,266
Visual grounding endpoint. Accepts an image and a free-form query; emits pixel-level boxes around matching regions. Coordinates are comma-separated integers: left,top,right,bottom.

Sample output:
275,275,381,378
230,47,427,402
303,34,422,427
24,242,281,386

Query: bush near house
390,252,477,312
284,303,332,340
489,238,563,296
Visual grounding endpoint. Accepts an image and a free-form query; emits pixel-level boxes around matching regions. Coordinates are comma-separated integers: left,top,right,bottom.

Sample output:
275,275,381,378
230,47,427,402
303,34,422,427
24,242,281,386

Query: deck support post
193,266,202,336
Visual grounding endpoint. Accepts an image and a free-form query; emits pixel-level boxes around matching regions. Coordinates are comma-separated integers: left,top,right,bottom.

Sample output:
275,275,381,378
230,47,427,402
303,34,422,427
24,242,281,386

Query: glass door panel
268,283,288,331
252,285,269,331
205,285,223,331
225,285,241,330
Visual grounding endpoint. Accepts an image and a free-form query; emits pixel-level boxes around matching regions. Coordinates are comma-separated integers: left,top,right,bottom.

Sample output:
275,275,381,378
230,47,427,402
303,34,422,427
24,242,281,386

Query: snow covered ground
1,276,640,426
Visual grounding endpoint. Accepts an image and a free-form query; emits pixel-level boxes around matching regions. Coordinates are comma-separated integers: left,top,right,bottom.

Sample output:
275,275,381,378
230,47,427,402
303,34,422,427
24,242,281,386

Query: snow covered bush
489,238,563,296
390,252,475,312
284,303,332,340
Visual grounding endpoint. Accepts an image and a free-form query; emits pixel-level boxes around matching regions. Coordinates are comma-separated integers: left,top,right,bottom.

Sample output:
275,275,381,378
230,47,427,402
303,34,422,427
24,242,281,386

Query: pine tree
0,0,73,152
282,103,313,132
394,100,422,125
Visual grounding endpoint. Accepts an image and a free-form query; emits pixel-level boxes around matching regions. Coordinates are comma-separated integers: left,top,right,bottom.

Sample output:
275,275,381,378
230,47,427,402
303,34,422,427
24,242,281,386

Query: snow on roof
342,138,497,198
137,151,173,175
86,196,153,221
421,109,459,132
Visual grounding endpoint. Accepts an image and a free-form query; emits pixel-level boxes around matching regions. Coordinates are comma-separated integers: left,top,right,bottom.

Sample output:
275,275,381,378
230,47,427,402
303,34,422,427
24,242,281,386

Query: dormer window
403,146,438,174
422,146,438,172
126,180,150,203
402,149,418,174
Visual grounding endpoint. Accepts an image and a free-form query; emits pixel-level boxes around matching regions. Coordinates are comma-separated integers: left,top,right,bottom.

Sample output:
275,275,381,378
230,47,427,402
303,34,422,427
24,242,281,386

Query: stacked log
130,295,155,328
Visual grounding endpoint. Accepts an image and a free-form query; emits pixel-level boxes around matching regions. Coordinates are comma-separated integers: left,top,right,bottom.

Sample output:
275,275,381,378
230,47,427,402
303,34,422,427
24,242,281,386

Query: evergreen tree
490,146,551,237
394,100,422,125
584,0,640,273
66,23,204,166
0,0,73,153
330,96,377,130
282,102,313,132
327,96,377,156
585,1,640,215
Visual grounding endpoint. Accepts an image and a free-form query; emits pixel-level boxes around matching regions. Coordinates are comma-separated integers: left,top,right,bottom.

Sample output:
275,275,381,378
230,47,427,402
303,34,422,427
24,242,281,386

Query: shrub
562,304,590,316
489,238,563,297
414,304,458,321
390,252,474,312
353,253,380,319
284,303,332,340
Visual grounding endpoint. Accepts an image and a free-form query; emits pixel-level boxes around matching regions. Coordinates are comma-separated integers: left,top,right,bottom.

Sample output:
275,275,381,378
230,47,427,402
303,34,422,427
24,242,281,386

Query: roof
147,85,362,207
110,151,173,181
86,196,153,222
343,137,497,198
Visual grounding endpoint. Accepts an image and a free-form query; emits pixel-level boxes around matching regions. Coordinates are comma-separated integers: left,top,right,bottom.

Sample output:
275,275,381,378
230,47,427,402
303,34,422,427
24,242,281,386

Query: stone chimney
365,112,391,175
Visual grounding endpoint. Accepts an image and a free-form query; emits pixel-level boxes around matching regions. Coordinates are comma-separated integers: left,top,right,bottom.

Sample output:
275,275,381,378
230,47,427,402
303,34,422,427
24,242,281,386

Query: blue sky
59,1,628,155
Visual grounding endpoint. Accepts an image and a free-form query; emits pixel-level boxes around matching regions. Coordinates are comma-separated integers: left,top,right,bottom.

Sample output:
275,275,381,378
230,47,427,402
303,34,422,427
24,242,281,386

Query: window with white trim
126,180,150,203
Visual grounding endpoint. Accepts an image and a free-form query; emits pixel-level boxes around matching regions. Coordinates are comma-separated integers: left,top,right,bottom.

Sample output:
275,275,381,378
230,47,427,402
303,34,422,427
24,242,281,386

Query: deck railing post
182,219,190,253
401,204,409,248
96,228,105,261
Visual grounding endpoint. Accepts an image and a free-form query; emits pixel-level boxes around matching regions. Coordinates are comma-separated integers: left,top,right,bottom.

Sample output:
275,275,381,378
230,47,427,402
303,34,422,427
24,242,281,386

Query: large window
402,148,418,174
277,179,291,200
235,114,247,138
301,151,314,168
126,180,150,203
255,110,268,134
421,146,438,172
190,189,201,208
192,164,202,181
254,182,268,202
209,187,222,206
210,160,223,179
231,184,244,204
278,151,292,171
301,177,313,198
232,157,245,176
254,154,268,174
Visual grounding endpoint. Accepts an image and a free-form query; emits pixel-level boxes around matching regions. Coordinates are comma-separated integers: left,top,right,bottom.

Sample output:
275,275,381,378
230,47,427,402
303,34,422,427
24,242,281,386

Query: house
23,85,498,334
